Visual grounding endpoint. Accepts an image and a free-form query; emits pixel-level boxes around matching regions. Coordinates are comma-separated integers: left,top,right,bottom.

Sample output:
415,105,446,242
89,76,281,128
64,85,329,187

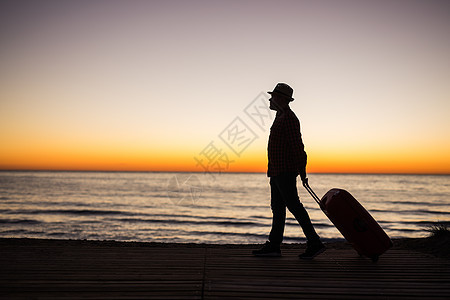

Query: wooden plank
0,239,449,299
204,247,450,299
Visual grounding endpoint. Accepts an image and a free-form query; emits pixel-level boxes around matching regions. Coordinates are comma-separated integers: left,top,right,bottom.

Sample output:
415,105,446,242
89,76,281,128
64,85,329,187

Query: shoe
299,241,326,260
252,241,281,257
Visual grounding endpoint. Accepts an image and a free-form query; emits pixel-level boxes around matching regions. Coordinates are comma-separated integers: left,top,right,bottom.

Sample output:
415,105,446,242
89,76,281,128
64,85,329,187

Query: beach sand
1,238,449,299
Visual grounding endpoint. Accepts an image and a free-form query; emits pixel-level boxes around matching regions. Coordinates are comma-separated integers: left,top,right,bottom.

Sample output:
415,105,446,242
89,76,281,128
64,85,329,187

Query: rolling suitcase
304,182,392,262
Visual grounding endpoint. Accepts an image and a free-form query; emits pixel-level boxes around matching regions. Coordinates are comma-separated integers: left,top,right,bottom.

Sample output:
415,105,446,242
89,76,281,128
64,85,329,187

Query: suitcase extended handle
303,180,322,207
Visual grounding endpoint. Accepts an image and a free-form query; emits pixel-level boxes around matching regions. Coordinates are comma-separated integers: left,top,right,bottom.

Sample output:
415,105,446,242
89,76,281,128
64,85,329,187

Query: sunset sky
1,0,449,174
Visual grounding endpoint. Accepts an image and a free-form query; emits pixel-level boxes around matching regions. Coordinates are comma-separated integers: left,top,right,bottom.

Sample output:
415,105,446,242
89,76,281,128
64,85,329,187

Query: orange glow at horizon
1,146,449,174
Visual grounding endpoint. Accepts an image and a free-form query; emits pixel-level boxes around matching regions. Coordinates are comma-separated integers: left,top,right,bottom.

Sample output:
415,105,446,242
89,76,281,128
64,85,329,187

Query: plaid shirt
267,108,307,178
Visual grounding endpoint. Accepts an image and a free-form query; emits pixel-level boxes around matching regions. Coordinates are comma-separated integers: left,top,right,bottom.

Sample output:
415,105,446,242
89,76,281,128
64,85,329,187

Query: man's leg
252,177,285,256
271,173,326,259
273,173,320,242
268,176,287,245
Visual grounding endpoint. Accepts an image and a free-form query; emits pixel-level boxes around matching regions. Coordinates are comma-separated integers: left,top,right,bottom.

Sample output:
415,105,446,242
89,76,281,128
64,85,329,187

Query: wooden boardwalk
1,239,449,299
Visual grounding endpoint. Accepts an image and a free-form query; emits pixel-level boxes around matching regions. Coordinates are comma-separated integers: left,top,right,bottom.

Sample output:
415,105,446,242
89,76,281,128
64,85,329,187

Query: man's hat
268,83,294,101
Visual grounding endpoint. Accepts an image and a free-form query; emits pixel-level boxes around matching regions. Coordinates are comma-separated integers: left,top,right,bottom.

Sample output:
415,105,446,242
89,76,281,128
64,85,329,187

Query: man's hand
301,177,309,187
300,169,308,187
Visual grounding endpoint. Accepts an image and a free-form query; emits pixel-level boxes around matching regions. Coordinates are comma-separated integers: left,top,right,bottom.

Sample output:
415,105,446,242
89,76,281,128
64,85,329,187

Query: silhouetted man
253,83,325,259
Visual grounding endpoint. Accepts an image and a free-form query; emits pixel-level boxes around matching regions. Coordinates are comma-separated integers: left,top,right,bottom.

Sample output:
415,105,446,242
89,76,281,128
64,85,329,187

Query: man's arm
285,115,308,182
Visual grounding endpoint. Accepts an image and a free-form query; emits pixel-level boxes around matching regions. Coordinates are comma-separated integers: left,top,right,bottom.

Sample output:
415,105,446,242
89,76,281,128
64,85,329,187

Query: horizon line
0,169,448,176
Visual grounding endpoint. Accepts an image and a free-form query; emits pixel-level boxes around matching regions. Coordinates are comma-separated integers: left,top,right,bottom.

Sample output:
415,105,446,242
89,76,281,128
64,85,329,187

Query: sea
0,171,448,244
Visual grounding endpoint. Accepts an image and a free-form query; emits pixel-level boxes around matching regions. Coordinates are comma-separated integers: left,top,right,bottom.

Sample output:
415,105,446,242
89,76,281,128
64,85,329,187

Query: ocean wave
393,220,450,226
54,209,134,216
188,230,267,239
370,208,449,215
106,216,335,230
1,208,269,224
1,208,137,217
0,229,45,235
0,218,42,225
387,200,449,207
109,217,265,227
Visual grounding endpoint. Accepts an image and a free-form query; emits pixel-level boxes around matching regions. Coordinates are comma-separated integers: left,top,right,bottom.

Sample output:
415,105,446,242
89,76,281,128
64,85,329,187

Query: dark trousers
269,173,320,245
